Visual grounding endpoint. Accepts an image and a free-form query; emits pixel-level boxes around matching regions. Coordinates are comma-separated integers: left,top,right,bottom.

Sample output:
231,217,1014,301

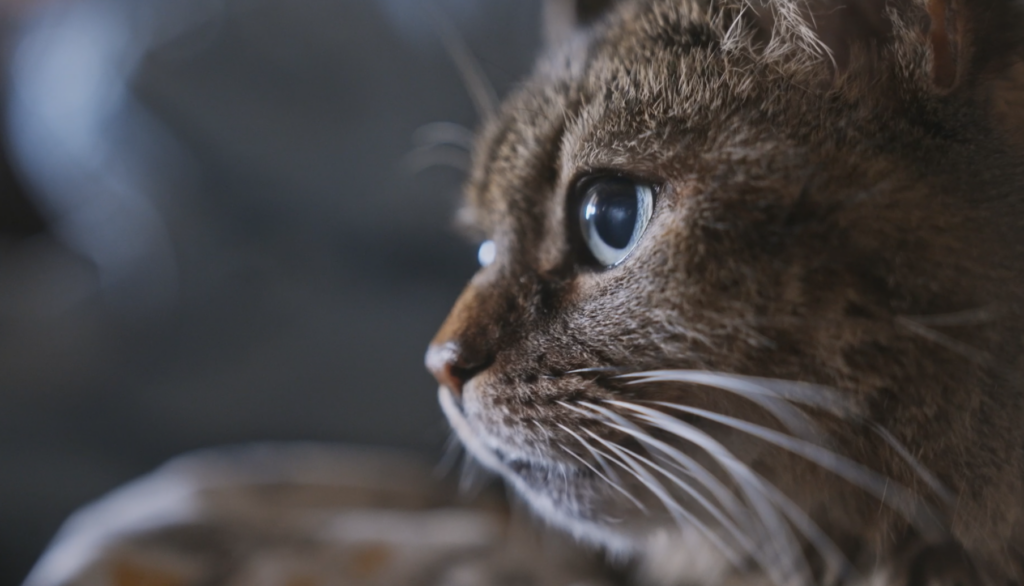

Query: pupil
590,181,638,249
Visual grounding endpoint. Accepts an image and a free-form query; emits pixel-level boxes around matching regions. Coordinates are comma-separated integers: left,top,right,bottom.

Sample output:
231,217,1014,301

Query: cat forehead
462,0,872,234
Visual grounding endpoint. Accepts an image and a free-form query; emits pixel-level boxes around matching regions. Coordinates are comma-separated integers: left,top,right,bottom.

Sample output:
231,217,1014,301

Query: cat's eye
578,176,654,267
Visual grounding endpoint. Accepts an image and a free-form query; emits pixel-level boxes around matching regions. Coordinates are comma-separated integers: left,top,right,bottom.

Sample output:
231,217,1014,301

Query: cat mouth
439,385,518,477
439,386,661,546
503,455,595,482
437,386,593,484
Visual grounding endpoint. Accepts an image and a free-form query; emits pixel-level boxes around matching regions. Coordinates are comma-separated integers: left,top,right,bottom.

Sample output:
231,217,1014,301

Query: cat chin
523,497,650,555
437,386,670,554
518,497,734,586
514,487,733,586
439,386,734,581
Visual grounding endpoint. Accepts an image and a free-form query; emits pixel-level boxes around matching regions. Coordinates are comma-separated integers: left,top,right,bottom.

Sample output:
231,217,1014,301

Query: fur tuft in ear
925,0,961,89
785,0,1022,92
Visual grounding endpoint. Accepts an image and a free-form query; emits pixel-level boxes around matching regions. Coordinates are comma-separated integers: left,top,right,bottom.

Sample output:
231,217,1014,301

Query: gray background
0,0,543,582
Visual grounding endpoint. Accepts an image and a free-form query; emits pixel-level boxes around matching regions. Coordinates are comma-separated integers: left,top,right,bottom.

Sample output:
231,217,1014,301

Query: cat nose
427,281,502,398
425,342,488,399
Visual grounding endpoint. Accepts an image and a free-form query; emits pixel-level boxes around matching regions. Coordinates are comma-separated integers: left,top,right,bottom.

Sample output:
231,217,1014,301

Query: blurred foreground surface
24,444,616,586
0,0,542,582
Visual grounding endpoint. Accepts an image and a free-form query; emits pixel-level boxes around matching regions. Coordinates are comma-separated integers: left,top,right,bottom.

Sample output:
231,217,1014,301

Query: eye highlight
477,240,496,267
577,176,654,267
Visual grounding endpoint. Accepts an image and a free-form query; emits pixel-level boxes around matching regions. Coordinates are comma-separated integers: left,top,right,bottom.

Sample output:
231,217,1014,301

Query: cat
425,0,1024,584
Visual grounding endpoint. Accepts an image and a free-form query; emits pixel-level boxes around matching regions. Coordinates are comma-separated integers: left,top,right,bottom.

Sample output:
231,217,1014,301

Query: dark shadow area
0,1,542,583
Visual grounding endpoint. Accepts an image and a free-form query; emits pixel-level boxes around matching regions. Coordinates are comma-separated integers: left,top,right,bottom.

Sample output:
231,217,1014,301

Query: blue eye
579,177,654,267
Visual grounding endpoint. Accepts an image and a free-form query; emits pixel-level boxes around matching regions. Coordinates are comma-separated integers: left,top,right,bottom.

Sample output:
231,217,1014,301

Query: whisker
423,2,497,121
434,433,464,480
871,424,955,506
574,402,818,585
558,445,649,514
580,401,857,582
565,366,629,375
411,121,475,151
584,431,758,564
558,403,754,538
897,316,1024,384
754,477,851,586
439,387,509,475
624,371,822,442
555,422,647,511
583,431,746,568
458,455,491,497
894,316,995,367
620,370,863,419
899,304,1002,328
616,400,946,540
562,438,670,525
402,145,472,174
619,369,953,508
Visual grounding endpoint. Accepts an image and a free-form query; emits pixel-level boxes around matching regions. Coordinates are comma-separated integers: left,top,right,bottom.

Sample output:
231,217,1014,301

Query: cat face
428,0,1024,582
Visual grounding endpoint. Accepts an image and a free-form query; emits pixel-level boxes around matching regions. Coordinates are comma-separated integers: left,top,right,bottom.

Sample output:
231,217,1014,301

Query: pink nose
425,342,488,399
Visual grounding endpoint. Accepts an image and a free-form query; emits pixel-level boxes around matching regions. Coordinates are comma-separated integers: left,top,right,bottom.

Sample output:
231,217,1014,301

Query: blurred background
0,0,543,582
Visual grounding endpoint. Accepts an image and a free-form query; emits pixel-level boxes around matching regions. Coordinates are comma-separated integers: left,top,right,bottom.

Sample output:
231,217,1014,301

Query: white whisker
616,400,945,539
558,404,756,548
411,121,476,151
871,424,955,505
754,478,850,585
555,423,649,513
583,430,746,567
586,431,757,564
621,370,863,420
899,305,1002,328
434,433,464,480
566,366,628,375
402,145,472,174
458,455,492,497
575,402,816,585
557,445,649,514
894,317,995,367
617,369,952,511
423,3,497,121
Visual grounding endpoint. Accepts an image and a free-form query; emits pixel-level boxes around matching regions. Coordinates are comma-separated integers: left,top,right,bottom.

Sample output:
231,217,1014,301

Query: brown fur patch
429,0,1024,583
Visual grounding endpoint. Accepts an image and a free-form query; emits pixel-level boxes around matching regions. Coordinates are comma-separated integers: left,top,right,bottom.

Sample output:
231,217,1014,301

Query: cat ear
542,0,620,47
800,0,1020,91
921,0,962,90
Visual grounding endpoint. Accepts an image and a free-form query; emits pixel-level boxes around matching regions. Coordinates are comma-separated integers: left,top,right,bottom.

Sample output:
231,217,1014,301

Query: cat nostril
425,342,488,399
